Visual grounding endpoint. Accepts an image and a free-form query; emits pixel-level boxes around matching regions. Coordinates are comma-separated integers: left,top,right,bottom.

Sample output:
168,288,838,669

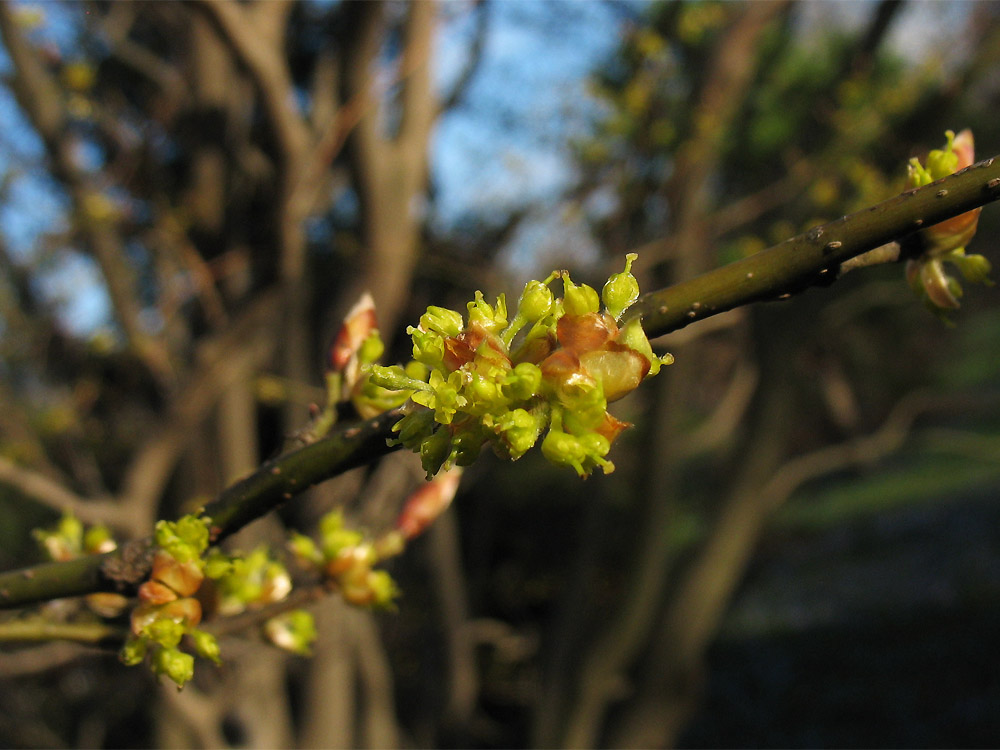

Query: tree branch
1,157,999,610
627,155,1000,338
188,0,308,164
0,455,125,530
0,408,403,610
0,616,126,647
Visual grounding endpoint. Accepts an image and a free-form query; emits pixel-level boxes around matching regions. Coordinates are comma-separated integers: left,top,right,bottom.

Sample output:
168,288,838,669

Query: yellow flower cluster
368,254,672,478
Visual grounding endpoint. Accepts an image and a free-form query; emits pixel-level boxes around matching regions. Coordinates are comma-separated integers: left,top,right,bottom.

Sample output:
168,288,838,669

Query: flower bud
419,428,453,478
152,549,204,597
367,570,399,610
494,408,545,459
260,561,292,604
518,279,555,322
330,293,377,373
120,636,148,666
562,273,601,316
319,510,365,560
203,548,234,579
397,468,462,539
541,427,589,477
450,423,484,467
265,610,317,655
368,364,428,393
152,646,194,689
33,513,83,561
503,362,543,401
950,251,992,284
190,629,221,665
419,306,464,337
409,326,446,369
83,524,116,554
909,130,981,259
393,408,437,450
147,617,186,648
357,331,385,366
288,532,324,567
467,291,508,335
154,516,209,564
602,253,640,320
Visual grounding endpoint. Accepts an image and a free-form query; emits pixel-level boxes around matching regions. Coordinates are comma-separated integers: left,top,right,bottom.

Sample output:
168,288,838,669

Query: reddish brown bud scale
540,349,585,387
556,312,617,354
151,550,204,597
595,412,630,443
160,597,203,628
513,331,557,364
443,332,481,371
139,579,179,605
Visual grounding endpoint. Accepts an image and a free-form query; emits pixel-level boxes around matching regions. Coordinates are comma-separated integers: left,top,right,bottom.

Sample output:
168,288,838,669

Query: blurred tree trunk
550,4,791,747
0,0,438,745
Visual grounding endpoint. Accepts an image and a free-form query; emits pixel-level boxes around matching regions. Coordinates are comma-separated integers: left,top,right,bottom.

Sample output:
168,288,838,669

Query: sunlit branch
627,155,1000,339
1,159,999,611
0,409,403,610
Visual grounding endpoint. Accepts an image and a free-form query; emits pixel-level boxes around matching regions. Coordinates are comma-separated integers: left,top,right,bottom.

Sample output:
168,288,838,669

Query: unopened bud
562,273,601,316
602,253,640,320
518,279,555,323
152,646,194,689
397,469,462,539
419,306,464,337
190,629,221,665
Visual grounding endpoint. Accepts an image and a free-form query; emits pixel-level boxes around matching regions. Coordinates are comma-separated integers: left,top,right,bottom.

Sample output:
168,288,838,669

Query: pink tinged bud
330,293,379,391
921,129,981,256
952,129,974,170
151,550,204,597
397,468,462,539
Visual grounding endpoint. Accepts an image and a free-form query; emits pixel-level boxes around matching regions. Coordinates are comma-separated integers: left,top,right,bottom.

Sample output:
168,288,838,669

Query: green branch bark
0,408,403,610
0,616,127,648
1,156,999,612
627,155,1000,337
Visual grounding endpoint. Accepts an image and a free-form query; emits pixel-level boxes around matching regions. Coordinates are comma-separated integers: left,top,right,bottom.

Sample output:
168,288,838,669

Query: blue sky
0,0,978,336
